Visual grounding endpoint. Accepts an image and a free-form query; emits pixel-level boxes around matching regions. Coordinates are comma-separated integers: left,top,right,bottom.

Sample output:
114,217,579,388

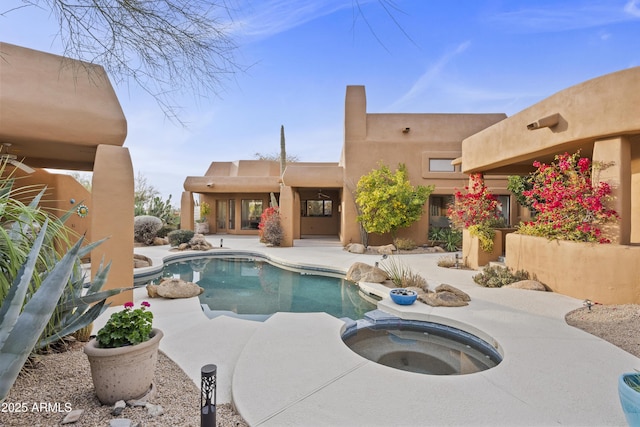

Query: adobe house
0,42,133,305
459,67,640,304
182,85,513,247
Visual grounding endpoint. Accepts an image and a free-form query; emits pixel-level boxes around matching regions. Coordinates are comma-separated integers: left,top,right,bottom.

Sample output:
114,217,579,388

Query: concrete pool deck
94,236,639,426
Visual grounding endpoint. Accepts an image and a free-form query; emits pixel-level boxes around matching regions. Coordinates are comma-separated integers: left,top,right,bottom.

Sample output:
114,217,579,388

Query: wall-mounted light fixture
206,182,214,187
527,113,560,130
402,127,410,133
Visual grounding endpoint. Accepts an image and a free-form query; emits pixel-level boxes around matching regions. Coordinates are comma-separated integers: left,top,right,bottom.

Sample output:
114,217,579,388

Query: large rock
346,262,388,283
188,234,213,251
504,280,547,291
344,243,366,254
155,278,204,299
419,291,469,307
133,254,152,269
435,284,470,301
373,244,396,255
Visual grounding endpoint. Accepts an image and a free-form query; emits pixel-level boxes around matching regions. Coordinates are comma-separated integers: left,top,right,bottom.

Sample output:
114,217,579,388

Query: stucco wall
506,233,640,304
342,85,509,246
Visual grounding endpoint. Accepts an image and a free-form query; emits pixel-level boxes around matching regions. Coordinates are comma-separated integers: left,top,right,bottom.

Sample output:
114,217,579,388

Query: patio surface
93,235,639,426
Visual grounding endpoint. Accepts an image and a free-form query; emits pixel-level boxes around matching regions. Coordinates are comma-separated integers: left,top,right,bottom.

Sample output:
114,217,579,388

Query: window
228,199,235,229
429,158,456,172
303,200,332,217
241,199,262,230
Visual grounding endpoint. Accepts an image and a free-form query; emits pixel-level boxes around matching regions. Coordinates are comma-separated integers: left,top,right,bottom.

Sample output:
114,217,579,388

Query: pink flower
123,301,134,309
141,301,151,308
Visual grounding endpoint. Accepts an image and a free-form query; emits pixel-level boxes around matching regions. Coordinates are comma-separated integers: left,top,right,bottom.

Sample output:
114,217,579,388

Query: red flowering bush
447,174,502,252
447,173,501,229
517,151,618,243
258,207,283,246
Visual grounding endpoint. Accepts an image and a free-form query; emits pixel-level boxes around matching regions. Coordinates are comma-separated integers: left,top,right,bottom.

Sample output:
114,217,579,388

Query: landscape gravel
2,304,638,426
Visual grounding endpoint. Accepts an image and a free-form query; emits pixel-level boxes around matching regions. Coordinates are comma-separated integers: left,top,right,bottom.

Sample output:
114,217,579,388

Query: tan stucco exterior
182,85,511,248
459,67,640,304
0,42,133,304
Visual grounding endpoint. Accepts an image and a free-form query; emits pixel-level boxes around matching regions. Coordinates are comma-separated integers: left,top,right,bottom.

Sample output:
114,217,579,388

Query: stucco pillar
181,191,195,231
91,145,134,306
279,185,294,247
592,136,631,244
345,86,366,140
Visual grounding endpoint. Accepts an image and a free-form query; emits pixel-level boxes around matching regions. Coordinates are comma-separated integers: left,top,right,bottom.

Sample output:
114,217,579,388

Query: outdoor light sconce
527,113,560,130
402,127,411,133
201,364,217,427
206,182,214,187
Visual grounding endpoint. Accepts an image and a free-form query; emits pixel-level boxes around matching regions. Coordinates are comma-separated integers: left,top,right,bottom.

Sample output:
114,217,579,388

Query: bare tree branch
14,0,241,123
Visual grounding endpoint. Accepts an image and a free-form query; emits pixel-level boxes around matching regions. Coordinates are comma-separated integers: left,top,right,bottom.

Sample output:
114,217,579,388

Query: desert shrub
380,256,427,290
429,227,462,252
394,238,417,251
473,265,529,288
167,229,195,246
134,215,163,245
437,256,456,268
260,209,283,246
156,224,176,238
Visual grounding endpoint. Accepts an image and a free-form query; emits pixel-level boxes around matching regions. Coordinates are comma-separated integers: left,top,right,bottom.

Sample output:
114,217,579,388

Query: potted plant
619,373,640,426
195,201,211,234
389,288,417,305
84,301,163,405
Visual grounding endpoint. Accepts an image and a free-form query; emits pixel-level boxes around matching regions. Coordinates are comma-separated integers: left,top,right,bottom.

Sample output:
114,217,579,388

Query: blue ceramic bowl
389,289,417,305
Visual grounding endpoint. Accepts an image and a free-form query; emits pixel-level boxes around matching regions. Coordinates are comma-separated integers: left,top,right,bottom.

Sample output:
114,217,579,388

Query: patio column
91,144,134,306
592,136,631,244
279,185,294,247
181,191,195,231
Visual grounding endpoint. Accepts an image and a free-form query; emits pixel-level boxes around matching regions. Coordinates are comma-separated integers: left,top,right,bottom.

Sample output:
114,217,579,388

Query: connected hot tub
341,311,502,375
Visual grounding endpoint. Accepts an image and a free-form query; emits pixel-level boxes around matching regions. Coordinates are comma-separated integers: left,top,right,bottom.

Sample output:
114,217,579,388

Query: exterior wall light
527,113,560,130
402,127,410,133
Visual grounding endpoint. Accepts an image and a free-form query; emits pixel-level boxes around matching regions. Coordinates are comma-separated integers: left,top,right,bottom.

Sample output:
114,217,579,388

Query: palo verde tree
355,163,433,241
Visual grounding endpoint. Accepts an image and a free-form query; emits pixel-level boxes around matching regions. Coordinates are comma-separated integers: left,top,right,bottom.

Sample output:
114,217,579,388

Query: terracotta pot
84,328,163,405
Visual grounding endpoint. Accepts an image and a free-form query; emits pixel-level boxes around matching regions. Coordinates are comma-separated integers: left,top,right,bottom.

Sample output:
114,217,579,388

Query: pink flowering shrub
447,173,501,229
258,207,283,246
517,151,618,243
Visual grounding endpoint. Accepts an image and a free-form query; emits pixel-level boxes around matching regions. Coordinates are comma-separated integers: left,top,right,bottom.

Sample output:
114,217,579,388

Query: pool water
156,257,376,321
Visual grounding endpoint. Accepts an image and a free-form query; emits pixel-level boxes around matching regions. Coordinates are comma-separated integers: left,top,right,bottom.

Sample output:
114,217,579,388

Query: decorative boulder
146,284,159,298
133,254,152,269
375,244,396,255
188,234,213,251
346,262,388,283
435,284,470,301
153,237,169,246
419,291,469,307
504,280,547,291
155,278,204,299
345,243,366,254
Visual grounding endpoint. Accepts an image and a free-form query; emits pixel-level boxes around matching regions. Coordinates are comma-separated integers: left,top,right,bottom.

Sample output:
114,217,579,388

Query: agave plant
0,220,102,400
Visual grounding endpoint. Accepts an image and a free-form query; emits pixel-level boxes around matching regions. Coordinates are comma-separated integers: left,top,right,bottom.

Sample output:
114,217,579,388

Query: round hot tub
342,316,502,375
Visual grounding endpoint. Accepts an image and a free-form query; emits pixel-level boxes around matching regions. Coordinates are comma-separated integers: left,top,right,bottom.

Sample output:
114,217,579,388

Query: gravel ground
565,303,640,358
2,342,247,427
2,304,638,427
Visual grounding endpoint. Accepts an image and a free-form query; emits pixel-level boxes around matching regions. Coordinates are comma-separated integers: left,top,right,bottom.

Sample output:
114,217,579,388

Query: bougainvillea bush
517,151,618,243
258,207,283,246
447,173,501,229
447,173,502,252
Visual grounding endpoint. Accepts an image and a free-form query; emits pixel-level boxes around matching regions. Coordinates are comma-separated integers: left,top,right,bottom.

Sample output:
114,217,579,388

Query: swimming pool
152,256,377,321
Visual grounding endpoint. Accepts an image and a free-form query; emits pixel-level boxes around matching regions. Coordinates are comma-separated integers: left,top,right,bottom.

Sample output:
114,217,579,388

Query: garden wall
505,233,640,304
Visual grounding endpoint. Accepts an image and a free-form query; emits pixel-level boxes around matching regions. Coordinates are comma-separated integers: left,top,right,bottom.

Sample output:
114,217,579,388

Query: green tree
355,163,433,240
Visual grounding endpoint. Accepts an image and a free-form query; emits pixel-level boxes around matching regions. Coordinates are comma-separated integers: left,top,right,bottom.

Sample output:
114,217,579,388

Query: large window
241,199,263,229
429,158,456,172
229,199,235,229
303,200,332,217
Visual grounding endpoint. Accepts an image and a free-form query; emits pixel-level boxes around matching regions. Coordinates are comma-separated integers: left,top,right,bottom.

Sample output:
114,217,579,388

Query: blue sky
1,0,639,203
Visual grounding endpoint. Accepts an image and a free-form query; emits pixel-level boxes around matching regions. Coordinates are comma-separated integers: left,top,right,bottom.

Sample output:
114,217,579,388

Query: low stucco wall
505,233,640,304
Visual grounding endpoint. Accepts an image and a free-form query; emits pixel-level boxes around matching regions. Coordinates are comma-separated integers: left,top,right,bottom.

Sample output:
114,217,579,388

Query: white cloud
389,41,471,110
489,1,639,32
